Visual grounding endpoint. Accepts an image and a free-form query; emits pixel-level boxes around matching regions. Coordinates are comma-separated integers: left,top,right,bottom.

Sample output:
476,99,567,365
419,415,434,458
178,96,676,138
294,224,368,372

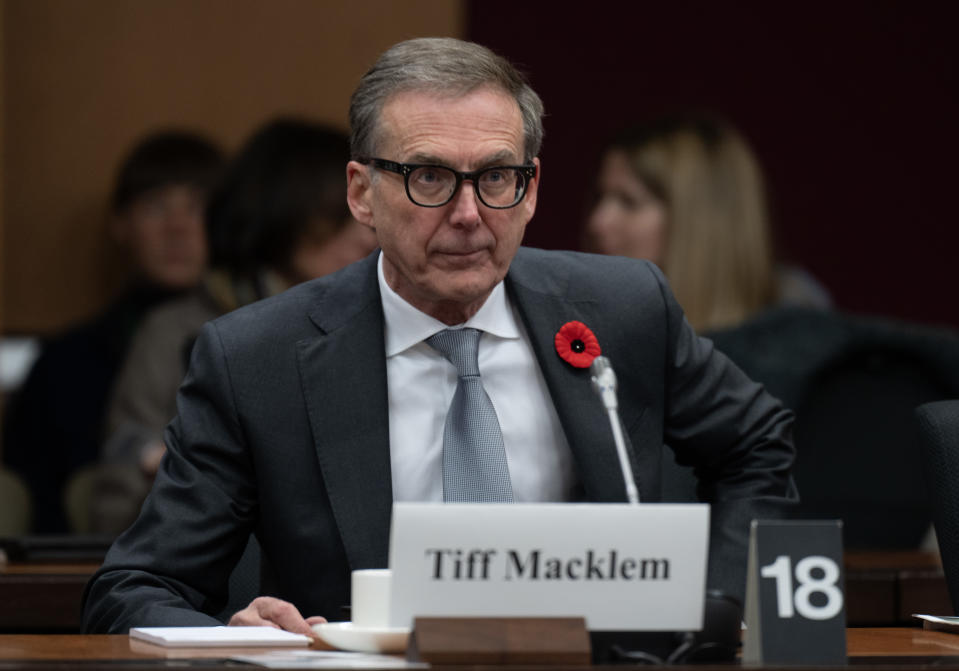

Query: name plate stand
743,520,847,666
406,617,591,665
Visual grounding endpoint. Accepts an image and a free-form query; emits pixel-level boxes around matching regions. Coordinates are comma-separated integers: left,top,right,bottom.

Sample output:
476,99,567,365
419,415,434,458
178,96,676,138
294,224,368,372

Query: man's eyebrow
475,150,521,168
406,149,521,168
406,152,446,165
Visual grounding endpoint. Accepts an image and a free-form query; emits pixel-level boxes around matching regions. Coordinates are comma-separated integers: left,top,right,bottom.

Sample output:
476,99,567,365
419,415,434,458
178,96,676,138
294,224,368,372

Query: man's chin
421,272,501,315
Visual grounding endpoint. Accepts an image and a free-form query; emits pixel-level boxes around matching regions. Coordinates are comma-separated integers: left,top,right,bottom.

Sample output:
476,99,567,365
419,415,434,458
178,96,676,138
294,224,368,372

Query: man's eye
413,168,449,187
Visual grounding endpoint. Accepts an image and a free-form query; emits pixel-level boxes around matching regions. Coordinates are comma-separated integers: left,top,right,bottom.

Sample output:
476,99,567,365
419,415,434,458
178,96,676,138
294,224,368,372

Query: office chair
917,399,959,614
793,345,950,547
708,307,959,548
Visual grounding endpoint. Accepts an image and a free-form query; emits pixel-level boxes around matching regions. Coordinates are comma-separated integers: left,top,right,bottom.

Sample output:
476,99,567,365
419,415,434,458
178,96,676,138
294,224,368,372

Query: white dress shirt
377,252,577,502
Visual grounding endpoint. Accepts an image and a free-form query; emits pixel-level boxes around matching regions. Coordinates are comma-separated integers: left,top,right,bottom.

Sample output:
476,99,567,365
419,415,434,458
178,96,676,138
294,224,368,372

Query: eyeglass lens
408,166,526,207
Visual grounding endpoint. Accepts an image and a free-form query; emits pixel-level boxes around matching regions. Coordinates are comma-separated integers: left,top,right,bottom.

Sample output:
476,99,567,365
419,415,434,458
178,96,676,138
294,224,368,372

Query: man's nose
448,180,482,227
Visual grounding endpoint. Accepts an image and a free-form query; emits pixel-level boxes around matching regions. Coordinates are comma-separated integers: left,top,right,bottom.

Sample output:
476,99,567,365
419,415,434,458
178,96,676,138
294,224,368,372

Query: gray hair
349,37,544,163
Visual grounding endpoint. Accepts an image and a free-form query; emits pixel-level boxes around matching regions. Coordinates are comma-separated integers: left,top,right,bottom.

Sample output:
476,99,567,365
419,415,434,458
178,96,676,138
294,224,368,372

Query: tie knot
427,328,481,378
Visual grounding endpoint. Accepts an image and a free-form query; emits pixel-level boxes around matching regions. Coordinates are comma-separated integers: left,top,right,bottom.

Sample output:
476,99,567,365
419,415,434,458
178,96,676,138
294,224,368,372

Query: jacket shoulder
510,247,667,300
209,253,380,350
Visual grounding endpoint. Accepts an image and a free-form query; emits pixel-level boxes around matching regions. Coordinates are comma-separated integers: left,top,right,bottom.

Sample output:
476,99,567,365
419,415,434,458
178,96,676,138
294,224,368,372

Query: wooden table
2,629,959,669
0,562,97,632
0,551,950,633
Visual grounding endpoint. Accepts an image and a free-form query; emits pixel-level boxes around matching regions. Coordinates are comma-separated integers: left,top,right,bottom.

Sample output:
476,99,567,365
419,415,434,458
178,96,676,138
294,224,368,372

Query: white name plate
388,503,709,631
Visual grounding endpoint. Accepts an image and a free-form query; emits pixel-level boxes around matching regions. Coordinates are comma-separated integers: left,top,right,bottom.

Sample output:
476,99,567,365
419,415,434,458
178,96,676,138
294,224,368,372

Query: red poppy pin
554,321,601,368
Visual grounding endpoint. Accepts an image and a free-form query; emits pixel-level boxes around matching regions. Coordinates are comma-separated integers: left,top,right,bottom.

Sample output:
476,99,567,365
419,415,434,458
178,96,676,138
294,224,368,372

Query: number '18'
760,555,843,620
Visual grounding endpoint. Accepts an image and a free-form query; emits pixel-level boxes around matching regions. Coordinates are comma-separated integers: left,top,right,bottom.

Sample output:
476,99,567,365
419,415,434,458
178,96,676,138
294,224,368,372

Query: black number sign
743,520,847,665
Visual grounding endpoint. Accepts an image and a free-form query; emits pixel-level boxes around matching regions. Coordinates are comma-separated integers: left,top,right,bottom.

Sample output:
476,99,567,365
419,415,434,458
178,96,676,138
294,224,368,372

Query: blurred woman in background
90,118,376,533
585,115,830,332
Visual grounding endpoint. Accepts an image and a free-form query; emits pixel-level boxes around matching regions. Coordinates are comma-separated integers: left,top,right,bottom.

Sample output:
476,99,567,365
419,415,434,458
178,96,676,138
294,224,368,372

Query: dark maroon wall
468,1,958,329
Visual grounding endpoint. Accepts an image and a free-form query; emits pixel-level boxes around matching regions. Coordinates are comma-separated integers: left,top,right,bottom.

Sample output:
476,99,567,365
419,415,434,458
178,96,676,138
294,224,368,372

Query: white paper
229,650,425,668
914,614,959,625
129,626,311,647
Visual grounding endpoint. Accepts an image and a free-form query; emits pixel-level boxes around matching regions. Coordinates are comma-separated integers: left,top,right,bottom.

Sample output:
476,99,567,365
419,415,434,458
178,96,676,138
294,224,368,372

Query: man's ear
521,158,541,223
346,161,375,229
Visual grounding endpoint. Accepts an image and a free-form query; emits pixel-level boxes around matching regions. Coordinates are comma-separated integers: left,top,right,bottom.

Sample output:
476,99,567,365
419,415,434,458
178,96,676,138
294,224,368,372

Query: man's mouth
433,248,489,265
435,246,488,256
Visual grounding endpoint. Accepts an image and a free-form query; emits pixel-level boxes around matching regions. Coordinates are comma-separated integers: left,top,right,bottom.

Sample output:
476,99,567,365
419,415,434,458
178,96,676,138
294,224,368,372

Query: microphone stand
590,356,640,504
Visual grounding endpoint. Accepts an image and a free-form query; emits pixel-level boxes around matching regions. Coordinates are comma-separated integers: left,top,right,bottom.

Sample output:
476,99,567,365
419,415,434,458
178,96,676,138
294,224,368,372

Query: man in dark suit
83,38,795,635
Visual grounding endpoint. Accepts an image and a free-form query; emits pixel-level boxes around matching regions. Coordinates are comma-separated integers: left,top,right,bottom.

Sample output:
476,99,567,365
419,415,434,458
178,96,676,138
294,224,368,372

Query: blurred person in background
91,118,376,534
585,115,830,333
2,131,224,533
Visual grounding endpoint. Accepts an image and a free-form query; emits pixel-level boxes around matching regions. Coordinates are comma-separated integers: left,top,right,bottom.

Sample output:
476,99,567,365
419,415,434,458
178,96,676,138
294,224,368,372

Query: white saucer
312,621,410,653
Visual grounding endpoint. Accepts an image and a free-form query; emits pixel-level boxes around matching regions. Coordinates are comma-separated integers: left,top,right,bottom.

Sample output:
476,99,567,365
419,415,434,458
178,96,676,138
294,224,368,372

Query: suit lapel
507,250,646,502
296,255,393,570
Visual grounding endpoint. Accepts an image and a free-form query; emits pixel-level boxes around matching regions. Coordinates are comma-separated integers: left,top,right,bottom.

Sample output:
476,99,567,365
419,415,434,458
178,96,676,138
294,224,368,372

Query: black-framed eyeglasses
359,158,536,209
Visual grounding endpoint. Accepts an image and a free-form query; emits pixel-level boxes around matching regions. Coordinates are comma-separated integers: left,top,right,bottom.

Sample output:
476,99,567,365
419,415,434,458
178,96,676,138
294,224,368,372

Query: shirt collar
377,251,521,357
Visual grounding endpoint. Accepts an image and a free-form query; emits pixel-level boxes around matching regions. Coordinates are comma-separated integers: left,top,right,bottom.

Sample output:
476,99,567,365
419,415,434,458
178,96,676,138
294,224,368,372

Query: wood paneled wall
1,0,464,334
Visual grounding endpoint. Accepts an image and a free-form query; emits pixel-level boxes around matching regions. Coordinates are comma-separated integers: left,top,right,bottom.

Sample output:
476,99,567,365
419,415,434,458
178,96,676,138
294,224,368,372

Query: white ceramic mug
351,568,392,628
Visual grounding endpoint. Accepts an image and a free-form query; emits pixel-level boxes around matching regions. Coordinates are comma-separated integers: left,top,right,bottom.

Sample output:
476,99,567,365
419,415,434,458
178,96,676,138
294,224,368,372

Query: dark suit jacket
82,248,796,633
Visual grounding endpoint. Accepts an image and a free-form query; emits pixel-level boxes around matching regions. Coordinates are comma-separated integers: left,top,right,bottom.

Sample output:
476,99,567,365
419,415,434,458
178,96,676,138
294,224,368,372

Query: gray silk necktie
426,328,514,502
